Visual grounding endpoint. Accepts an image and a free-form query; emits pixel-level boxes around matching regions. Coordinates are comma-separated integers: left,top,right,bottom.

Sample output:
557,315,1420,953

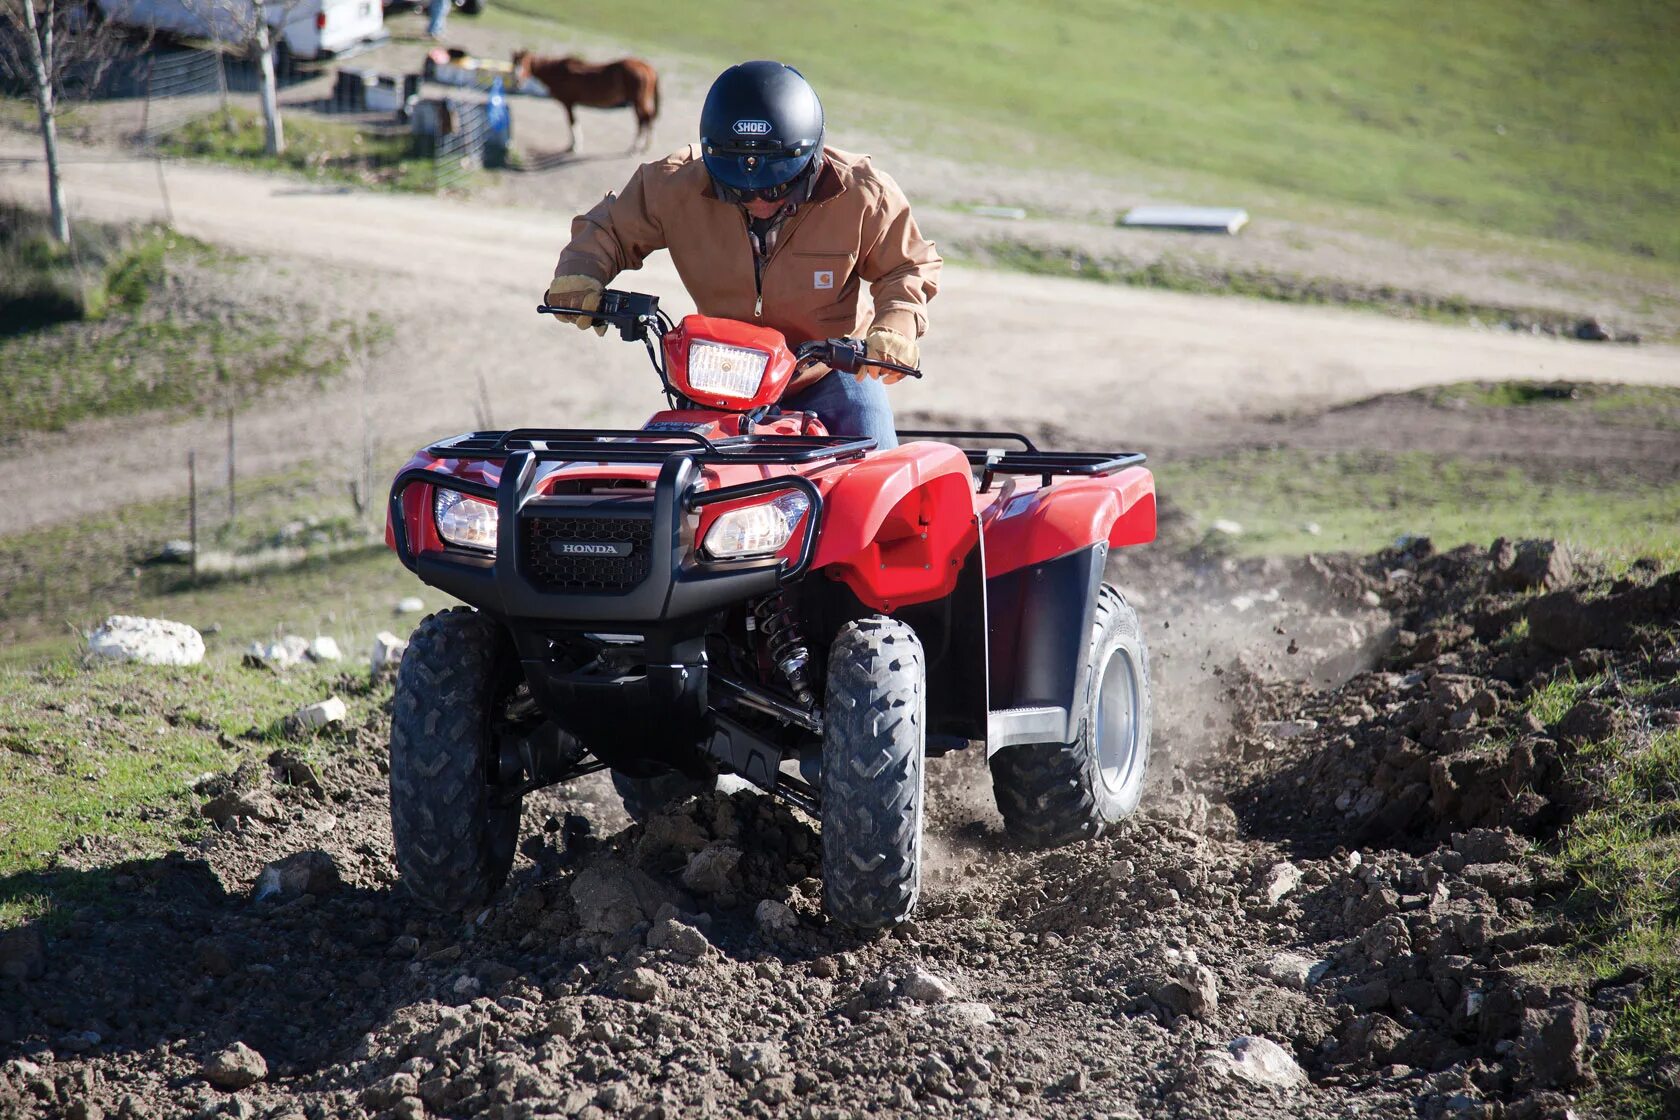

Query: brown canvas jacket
553,145,941,361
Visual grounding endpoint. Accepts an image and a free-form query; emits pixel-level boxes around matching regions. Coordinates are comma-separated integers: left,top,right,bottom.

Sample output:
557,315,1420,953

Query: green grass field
491,0,1680,268
1163,450,1680,565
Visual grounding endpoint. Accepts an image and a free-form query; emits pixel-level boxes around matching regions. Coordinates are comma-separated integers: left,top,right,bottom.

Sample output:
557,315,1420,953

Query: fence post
226,408,236,523
188,449,199,579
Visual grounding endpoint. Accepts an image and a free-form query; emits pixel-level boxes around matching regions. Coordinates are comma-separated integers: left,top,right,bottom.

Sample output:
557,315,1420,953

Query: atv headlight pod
434,487,498,552
703,490,810,559
686,339,770,400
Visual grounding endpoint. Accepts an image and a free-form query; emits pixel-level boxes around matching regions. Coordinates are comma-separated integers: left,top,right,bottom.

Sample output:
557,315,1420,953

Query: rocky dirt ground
3,525,1676,1120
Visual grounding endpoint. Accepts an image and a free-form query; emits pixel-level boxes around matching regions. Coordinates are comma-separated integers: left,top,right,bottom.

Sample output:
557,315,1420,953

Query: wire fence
134,48,228,147
7,41,497,195
417,99,489,190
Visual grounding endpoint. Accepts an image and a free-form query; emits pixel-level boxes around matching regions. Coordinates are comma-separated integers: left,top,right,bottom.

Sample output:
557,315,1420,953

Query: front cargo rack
897,428,1146,490
427,428,875,467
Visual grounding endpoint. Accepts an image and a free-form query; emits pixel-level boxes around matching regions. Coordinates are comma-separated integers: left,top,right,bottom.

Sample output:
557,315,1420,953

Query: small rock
371,631,409,675
1261,861,1303,905
363,1072,420,1109
754,899,797,937
570,860,681,935
201,789,284,827
306,636,342,662
898,967,957,1004
932,1001,996,1028
1518,999,1591,1089
287,695,347,734
202,1041,267,1090
1211,519,1244,536
1216,1036,1307,1090
1155,963,1218,1019
267,750,326,797
395,596,425,614
647,918,711,959
1259,719,1318,739
244,635,311,671
451,974,481,998
1259,952,1329,990
1489,538,1574,593
87,616,204,666
252,850,341,903
616,967,667,1003
158,539,195,563
680,844,743,896
729,1041,784,1083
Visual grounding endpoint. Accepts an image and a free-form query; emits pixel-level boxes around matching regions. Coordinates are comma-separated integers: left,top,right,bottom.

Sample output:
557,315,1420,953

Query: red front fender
813,441,979,611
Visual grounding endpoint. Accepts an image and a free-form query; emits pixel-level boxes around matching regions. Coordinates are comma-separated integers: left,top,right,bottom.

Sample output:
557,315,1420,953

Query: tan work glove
545,274,606,336
861,326,919,385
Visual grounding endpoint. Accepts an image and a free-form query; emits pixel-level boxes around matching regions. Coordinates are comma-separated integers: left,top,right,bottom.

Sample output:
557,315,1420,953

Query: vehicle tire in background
990,584,1151,846
389,607,522,912
820,616,925,929
454,0,482,14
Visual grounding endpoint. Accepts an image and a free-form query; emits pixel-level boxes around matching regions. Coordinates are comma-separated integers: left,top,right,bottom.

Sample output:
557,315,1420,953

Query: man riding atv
545,60,941,450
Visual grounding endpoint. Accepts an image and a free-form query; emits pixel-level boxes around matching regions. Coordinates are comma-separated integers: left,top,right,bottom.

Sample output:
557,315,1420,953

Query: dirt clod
202,1041,267,1090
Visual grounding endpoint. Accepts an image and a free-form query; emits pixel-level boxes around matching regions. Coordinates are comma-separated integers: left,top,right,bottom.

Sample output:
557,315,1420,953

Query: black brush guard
387,428,875,785
388,428,874,630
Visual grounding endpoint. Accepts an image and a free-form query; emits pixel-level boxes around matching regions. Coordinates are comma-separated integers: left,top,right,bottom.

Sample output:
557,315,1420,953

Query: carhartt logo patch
813,270,834,290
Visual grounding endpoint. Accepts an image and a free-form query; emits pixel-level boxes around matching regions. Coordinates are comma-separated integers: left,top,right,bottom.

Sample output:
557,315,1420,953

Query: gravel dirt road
2,138,1677,532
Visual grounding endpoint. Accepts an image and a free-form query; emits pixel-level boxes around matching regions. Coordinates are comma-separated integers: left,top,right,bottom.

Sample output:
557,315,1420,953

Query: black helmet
700,61,824,204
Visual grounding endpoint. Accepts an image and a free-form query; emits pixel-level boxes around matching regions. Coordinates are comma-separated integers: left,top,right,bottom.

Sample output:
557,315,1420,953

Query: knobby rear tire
389,607,522,913
990,584,1151,847
820,616,926,929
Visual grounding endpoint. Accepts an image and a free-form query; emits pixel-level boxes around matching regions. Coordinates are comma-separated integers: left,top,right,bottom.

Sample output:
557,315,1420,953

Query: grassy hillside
492,0,1680,266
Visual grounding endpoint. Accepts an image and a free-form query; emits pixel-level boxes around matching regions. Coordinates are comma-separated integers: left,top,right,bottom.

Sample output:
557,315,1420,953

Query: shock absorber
750,592,814,707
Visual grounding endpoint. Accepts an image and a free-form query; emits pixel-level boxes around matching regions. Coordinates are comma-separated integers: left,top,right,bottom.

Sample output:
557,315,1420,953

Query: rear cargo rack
428,428,875,466
897,428,1146,490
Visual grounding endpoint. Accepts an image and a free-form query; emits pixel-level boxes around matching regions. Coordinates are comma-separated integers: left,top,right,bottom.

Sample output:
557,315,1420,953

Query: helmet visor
702,137,819,202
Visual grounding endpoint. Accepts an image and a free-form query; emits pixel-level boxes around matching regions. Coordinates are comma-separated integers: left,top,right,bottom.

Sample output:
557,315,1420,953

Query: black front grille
522,513,654,593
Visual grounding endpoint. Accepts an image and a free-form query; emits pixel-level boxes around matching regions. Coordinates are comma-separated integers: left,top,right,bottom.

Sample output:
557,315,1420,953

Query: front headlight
434,488,497,552
703,491,810,559
687,339,770,400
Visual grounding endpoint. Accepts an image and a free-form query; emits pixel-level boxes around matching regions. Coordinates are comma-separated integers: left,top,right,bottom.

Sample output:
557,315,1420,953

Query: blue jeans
426,0,447,36
783,371,898,450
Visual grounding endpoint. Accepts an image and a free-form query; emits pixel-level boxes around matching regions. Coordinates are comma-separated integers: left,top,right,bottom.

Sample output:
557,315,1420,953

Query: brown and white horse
512,50,660,154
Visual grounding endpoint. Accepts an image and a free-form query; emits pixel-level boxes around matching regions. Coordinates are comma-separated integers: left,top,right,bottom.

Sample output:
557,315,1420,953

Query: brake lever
802,337,924,380
858,357,923,380
537,303,602,320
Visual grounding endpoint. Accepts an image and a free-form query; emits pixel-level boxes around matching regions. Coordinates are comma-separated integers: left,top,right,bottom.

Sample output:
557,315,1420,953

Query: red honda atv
385,290,1156,929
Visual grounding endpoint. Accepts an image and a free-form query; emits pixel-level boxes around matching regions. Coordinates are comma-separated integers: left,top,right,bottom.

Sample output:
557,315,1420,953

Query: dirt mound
2,539,1676,1118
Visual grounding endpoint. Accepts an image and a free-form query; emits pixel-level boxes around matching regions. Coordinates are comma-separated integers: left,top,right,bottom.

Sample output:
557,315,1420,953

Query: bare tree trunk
18,0,70,244
254,22,284,156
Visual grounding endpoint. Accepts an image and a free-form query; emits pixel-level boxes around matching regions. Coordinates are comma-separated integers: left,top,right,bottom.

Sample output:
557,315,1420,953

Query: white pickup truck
98,0,387,62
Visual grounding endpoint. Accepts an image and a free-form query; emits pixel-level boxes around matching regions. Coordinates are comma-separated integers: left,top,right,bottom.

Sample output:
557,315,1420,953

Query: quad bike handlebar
538,288,923,384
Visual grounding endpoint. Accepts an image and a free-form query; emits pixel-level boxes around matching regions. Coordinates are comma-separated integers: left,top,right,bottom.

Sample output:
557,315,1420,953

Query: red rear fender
812,442,979,611
981,466,1156,578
